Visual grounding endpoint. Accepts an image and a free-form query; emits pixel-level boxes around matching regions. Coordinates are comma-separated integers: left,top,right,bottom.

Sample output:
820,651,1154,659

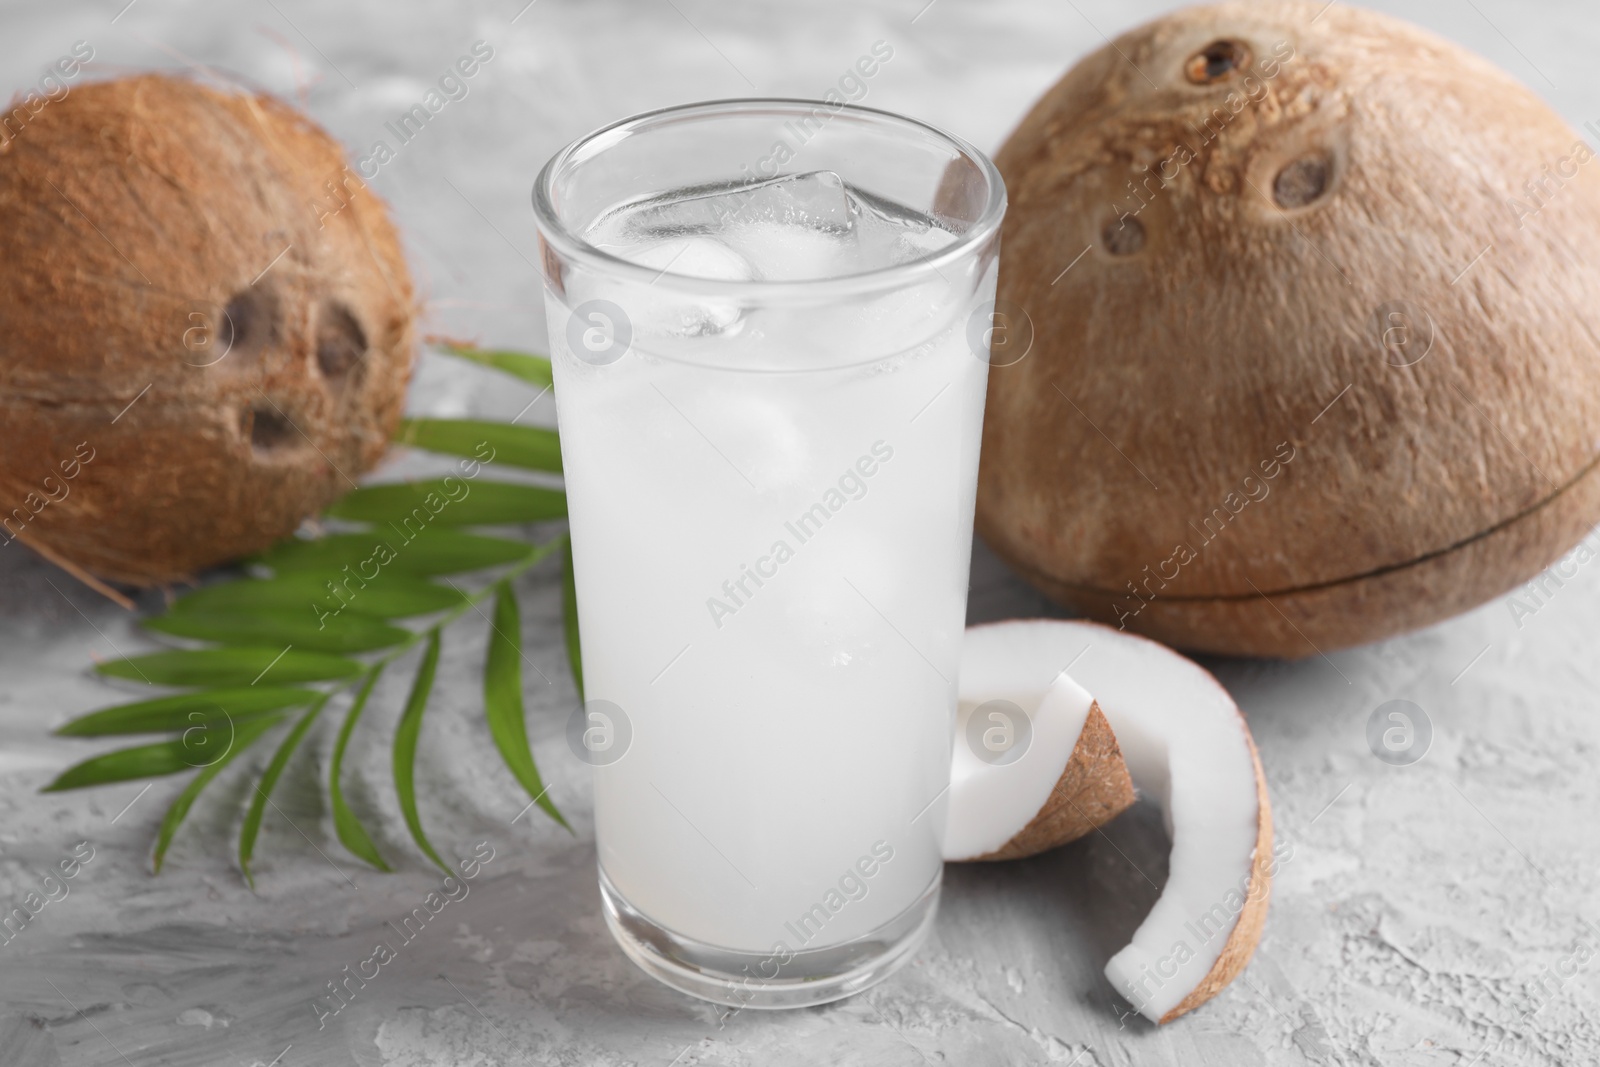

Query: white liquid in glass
550,172,992,952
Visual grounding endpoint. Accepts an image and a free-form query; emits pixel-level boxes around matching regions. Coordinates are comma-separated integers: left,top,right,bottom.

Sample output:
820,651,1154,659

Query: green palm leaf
397,418,561,474
153,713,288,873
260,530,534,577
238,698,330,887
45,739,209,791
434,343,553,389
329,669,392,873
169,574,464,619
146,608,411,654
56,688,318,736
484,581,568,831
95,648,362,687
326,480,566,527
393,631,450,874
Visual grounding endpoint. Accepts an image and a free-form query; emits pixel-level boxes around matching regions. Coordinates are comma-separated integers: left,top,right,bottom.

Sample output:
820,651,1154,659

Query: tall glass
532,99,1005,1008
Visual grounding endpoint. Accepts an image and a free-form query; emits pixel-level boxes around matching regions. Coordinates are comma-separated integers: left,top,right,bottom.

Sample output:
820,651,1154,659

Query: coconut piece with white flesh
946,619,1272,1023
946,627,1135,862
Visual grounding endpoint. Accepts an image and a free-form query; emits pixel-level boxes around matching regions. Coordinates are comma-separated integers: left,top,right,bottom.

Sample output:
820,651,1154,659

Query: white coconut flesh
950,619,1266,1022
944,627,1098,861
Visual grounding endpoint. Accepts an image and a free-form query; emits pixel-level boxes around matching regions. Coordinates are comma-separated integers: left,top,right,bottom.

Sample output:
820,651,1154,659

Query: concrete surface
3,0,1600,1063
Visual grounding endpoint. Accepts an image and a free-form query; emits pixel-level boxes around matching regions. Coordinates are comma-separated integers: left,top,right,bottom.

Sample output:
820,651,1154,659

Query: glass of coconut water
532,99,1006,1008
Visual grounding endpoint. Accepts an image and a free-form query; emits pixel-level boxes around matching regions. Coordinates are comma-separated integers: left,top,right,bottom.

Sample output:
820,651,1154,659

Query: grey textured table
4,0,1599,1064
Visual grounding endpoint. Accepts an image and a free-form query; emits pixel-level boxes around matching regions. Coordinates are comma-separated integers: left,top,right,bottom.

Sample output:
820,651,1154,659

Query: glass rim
530,97,1007,300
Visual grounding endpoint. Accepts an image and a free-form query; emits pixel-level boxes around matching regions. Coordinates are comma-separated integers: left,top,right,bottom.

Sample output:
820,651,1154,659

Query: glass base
599,867,941,1010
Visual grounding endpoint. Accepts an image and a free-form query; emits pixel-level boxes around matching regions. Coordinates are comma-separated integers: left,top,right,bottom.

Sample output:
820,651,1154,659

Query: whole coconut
981,1,1600,657
0,74,414,586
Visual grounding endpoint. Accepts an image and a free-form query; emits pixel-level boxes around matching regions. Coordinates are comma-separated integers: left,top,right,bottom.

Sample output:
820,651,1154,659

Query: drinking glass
532,98,1006,1008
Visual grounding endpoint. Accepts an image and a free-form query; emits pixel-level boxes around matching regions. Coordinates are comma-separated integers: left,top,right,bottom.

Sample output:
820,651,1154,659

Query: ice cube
594,171,855,249
568,233,753,340
841,185,959,271
732,220,848,282
573,174,965,362
588,172,859,283
585,172,960,284
619,234,757,284
717,177,958,280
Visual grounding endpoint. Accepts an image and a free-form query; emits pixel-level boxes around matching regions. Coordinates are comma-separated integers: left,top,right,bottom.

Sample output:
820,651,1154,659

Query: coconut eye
220,286,280,359
1273,154,1332,208
1102,216,1147,256
315,300,368,383
1185,39,1251,85
244,403,296,452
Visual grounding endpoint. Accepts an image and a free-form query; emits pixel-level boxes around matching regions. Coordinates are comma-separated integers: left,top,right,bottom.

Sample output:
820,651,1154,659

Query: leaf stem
327,537,563,699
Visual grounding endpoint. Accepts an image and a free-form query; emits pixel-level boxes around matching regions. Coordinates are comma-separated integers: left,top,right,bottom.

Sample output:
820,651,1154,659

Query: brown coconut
980,1,1600,657
0,74,415,587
